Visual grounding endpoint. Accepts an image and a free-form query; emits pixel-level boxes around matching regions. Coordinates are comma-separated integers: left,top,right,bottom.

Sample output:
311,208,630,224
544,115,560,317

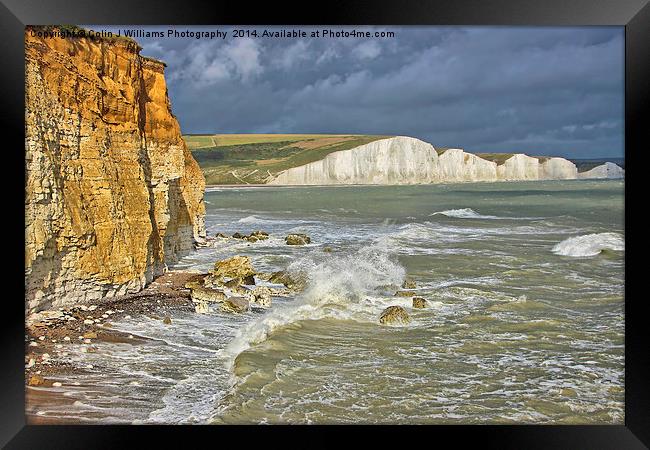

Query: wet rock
232,232,244,239
402,278,417,289
212,256,256,283
379,306,411,325
163,316,172,325
285,233,311,245
195,302,209,314
323,246,332,253
412,297,427,309
255,272,272,281
394,290,416,297
250,230,269,241
226,281,253,296
252,286,272,307
82,331,98,339
194,239,211,249
268,270,306,291
27,310,64,328
215,232,228,238
221,297,250,313
189,284,227,303
199,275,219,289
246,235,259,243
183,281,202,291
269,286,291,297
28,374,45,387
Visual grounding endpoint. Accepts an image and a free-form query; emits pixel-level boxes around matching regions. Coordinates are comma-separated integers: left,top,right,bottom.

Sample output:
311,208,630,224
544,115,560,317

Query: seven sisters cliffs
266,136,623,185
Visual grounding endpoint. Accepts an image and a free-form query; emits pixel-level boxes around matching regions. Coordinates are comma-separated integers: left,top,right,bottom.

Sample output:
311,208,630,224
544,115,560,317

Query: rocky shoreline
26,229,431,425
25,271,201,386
24,249,306,388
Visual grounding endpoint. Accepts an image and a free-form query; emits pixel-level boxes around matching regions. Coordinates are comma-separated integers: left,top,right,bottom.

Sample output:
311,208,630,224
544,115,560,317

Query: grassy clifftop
185,134,569,185
185,134,391,185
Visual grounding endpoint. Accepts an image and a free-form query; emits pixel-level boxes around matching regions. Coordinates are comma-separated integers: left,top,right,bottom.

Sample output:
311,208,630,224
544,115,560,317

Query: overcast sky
89,26,624,158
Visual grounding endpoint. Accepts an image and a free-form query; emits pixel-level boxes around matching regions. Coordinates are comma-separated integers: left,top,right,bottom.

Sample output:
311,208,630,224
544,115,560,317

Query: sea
30,179,625,424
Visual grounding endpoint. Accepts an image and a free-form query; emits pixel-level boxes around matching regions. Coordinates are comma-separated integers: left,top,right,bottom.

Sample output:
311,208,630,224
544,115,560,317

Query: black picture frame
3,0,648,447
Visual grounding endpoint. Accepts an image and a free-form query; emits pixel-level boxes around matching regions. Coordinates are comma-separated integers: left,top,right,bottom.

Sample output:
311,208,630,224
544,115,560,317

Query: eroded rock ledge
25,27,206,313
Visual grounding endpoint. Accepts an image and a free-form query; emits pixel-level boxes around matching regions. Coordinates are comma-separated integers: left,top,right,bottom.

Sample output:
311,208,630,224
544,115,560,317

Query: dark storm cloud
88,26,624,158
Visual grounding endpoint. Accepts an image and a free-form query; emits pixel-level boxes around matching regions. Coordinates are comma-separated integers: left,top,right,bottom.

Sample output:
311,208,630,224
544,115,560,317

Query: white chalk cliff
270,136,440,185
539,157,579,180
577,162,625,179
438,149,497,182
268,136,623,185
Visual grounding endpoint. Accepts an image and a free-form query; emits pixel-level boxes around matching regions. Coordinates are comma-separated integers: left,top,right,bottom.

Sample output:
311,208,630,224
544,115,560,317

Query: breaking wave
222,245,406,371
236,215,316,225
552,232,624,257
430,208,501,219
237,215,262,223
429,208,543,221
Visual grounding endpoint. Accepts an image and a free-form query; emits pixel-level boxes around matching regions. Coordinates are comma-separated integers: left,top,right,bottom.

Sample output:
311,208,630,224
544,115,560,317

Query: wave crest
430,208,500,219
236,215,263,224
552,232,624,257
222,246,406,370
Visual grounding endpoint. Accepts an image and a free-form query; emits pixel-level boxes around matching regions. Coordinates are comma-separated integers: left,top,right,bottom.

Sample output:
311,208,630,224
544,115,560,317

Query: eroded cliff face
496,154,541,181
269,137,584,186
539,157,578,180
438,149,497,182
269,136,440,185
25,29,206,313
577,162,625,179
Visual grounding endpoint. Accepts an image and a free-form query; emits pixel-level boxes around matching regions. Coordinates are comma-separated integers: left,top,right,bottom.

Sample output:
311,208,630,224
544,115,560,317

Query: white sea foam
222,246,406,371
552,232,624,257
430,208,544,221
430,208,501,219
237,215,260,223
377,221,563,255
235,215,317,226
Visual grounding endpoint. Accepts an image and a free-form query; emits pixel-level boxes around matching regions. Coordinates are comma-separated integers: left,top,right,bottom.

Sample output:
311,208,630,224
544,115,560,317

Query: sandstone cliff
25,28,206,313
269,136,587,186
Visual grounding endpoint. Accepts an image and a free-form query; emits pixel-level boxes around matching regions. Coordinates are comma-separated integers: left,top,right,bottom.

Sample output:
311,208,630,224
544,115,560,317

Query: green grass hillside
185,134,562,185
185,134,391,185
